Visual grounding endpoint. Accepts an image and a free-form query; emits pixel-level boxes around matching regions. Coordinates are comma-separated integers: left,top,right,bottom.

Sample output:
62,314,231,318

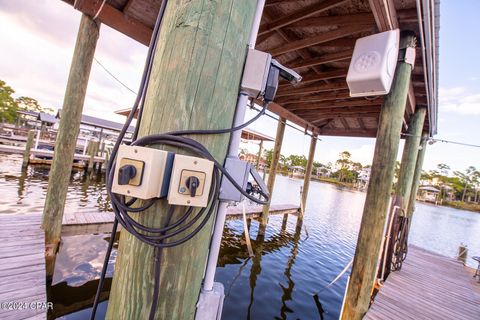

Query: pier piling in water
395,106,426,212
22,130,35,167
299,134,317,220
41,13,100,278
106,1,257,318
261,117,286,231
87,140,99,173
407,132,428,217
342,32,417,320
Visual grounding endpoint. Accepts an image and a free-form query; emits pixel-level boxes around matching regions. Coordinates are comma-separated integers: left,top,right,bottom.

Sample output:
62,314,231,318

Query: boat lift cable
93,57,137,95
401,132,480,148
89,1,271,318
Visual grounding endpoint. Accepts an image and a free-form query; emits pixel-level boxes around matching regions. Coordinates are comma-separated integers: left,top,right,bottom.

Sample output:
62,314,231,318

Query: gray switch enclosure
219,156,250,202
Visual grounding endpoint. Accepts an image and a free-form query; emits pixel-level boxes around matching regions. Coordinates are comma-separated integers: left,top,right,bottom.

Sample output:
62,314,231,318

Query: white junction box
346,29,400,97
167,154,214,208
241,49,272,99
112,145,174,200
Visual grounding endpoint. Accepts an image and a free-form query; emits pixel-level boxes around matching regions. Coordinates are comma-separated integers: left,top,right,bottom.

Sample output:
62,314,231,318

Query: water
1,153,479,319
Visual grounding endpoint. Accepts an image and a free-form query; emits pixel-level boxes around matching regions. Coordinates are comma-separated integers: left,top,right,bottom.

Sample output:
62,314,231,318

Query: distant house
239,152,267,169
417,186,440,203
357,167,371,190
288,165,305,178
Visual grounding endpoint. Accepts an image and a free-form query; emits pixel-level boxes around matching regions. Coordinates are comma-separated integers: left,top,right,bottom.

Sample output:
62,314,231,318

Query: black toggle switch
118,164,137,185
185,176,200,197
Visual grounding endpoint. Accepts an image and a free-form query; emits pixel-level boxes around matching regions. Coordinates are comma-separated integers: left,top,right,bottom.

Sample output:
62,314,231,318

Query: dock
365,245,480,320
0,144,104,167
61,203,300,236
0,214,46,320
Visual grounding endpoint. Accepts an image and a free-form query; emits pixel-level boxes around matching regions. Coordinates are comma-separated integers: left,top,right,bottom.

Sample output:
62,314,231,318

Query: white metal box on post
346,29,400,97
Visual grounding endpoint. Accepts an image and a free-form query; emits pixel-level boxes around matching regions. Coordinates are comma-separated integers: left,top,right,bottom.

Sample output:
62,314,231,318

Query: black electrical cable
90,0,273,316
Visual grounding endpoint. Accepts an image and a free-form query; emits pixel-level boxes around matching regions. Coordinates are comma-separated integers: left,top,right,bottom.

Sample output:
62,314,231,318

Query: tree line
0,79,54,123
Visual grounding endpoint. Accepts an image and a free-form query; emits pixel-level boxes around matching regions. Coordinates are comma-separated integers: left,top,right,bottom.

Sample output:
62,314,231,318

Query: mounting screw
187,200,191,204
134,149,138,153
194,161,198,165
179,187,187,193
127,190,130,194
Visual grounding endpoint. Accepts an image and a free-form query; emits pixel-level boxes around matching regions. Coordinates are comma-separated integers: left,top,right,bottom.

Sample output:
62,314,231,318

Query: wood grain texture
22,130,35,167
406,133,428,217
342,33,416,320
261,117,286,227
106,1,256,319
42,14,100,249
300,134,317,218
0,214,46,320
365,246,480,320
395,106,426,213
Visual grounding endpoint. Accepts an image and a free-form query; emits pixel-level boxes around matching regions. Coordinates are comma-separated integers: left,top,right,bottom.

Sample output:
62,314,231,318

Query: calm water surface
1,153,479,319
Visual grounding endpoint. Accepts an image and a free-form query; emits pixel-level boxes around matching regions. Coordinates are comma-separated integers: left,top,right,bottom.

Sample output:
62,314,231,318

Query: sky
0,0,479,174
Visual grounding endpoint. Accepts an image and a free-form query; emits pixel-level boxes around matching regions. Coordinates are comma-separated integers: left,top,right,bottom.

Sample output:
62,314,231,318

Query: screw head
179,187,186,193
194,161,198,165
187,200,191,204
127,190,130,194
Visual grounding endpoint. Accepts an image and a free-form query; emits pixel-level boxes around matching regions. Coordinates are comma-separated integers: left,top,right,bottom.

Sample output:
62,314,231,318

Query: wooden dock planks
0,214,46,320
365,245,480,320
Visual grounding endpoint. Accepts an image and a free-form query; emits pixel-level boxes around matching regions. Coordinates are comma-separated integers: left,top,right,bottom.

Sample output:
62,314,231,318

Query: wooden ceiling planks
61,0,432,138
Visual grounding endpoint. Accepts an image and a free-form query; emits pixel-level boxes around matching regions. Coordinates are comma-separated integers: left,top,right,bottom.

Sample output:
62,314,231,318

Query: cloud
439,87,480,115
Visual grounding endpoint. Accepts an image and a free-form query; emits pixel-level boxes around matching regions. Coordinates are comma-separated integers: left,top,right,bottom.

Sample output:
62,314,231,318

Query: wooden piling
261,117,286,229
300,134,317,218
87,140,99,173
22,130,35,167
255,139,264,170
406,133,428,217
395,106,426,213
342,32,417,320
42,14,100,275
106,2,256,319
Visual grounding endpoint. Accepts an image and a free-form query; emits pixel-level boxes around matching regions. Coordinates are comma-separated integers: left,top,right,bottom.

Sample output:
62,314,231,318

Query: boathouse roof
63,0,439,138
56,109,135,133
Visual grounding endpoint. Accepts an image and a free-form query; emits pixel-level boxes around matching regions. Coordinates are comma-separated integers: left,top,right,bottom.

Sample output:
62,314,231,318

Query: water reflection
1,154,480,319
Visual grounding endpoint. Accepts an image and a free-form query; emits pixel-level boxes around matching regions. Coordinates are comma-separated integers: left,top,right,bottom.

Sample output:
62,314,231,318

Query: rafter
288,50,353,69
279,69,347,89
264,102,320,134
285,99,382,111
289,12,375,28
318,128,377,138
73,0,152,45
270,25,371,56
276,82,348,97
276,90,350,105
259,0,349,36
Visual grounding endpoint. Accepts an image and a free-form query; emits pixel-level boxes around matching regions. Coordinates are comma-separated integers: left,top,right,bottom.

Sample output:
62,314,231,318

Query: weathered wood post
260,117,286,230
22,130,35,167
406,132,428,217
342,32,416,320
255,139,264,170
42,14,100,277
395,106,426,212
87,140,99,173
299,134,317,218
106,2,257,318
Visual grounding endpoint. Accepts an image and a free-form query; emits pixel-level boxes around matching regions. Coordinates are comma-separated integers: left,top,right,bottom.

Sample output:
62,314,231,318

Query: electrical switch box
112,145,174,200
167,154,214,207
347,29,400,97
219,156,250,202
241,49,272,99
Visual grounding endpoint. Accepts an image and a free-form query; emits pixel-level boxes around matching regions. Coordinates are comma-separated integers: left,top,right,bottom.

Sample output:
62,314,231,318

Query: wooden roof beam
286,99,383,111
270,25,372,56
263,102,320,134
259,0,349,36
73,0,152,46
288,12,375,28
279,69,347,89
318,128,377,138
276,82,348,97
277,90,351,105
288,50,353,69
